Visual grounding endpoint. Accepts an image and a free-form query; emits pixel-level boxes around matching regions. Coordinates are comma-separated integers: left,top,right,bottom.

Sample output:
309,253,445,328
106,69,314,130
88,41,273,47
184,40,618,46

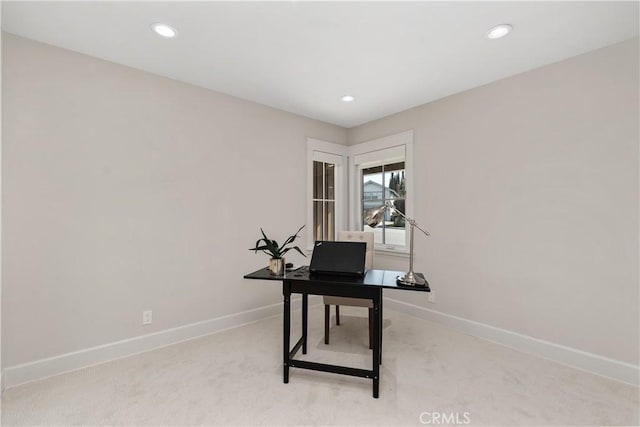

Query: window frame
348,130,414,255
306,138,347,251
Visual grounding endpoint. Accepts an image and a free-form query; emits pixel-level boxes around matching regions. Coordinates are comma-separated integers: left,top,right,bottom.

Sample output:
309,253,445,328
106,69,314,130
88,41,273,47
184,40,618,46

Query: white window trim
347,130,414,254
306,138,348,251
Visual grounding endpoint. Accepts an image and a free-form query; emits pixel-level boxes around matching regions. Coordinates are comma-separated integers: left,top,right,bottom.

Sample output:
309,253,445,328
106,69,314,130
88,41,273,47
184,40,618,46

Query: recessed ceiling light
152,23,177,38
341,95,355,103
486,24,512,40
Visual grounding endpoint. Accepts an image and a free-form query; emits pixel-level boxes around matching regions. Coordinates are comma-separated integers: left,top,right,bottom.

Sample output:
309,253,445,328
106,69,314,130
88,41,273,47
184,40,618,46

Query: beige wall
0,9,4,389
1,34,346,366
2,31,638,372
349,38,639,365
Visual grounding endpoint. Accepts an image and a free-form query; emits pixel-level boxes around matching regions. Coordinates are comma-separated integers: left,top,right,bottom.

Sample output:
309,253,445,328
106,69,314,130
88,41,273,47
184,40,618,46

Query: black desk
244,266,430,398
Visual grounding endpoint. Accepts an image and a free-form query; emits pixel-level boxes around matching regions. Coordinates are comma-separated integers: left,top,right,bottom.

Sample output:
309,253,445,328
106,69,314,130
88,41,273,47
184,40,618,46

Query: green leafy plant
249,225,306,259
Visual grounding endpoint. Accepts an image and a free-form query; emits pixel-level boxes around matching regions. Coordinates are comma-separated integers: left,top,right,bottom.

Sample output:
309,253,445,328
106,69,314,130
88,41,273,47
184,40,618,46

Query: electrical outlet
142,310,153,325
427,290,435,304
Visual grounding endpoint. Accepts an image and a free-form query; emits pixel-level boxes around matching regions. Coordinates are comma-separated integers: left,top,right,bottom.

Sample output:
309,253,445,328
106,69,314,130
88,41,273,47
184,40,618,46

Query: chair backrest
337,231,374,270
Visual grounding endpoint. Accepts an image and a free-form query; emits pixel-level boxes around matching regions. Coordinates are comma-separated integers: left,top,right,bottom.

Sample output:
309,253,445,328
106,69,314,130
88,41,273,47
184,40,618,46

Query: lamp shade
363,205,387,228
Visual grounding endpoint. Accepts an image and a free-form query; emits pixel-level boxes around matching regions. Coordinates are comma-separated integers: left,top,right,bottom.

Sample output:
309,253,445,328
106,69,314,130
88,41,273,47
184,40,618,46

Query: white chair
323,231,375,348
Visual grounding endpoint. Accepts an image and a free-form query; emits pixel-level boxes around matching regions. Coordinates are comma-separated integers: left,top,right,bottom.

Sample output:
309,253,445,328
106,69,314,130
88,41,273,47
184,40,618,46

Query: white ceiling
2,1,638,128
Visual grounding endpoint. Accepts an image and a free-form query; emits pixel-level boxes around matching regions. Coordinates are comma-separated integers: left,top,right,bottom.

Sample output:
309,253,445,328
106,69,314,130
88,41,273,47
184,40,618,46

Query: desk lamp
364,201,430,286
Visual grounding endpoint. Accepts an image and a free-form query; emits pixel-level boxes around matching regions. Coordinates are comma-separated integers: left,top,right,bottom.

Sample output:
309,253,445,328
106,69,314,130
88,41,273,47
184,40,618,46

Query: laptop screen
309,241,367,277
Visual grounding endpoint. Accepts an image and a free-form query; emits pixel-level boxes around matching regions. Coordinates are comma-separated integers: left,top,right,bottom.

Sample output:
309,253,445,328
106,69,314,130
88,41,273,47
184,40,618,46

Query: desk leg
302,293,308,354
372,292,381,398
283,282,291,384
380,293,383,365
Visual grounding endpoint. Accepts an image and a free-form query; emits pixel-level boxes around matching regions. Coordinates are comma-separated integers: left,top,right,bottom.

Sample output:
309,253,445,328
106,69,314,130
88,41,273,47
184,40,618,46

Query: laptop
309,241,367,277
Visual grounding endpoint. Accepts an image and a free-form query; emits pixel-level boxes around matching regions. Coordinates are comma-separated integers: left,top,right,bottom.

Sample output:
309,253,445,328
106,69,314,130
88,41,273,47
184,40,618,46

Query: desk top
244,266,430,292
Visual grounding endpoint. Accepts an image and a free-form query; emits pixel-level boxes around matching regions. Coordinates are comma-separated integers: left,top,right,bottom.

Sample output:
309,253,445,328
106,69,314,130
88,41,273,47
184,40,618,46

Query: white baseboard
3,296,321,389
384,297,639,387
5,295,637,390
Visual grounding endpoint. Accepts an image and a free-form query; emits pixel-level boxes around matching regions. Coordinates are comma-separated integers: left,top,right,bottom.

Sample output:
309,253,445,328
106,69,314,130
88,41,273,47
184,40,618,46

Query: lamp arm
385,202,430,237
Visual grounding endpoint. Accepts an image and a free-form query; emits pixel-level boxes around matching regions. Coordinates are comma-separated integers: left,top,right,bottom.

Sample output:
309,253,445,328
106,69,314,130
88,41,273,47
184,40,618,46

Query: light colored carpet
1,305,638,426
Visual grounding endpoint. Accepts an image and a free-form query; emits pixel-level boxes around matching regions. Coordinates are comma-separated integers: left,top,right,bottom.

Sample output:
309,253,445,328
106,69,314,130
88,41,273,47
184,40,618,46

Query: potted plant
250,225,306,275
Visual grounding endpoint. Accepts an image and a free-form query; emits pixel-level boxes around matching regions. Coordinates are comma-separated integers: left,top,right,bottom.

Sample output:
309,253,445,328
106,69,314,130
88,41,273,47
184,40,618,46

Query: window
307,139,347,247
362,161,406,246
312,160,336,241
349,130,414,253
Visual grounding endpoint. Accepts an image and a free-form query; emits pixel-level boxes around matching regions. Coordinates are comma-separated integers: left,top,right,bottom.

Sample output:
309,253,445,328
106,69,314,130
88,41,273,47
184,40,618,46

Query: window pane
386,164,407,243
389,199,405,228
386,165,406,199
363,165,383,174
385,161,404,172
363,172,383,208
324,163,335,200
324,201,335,241
313,201,323,241
313,161,323,199
384,226,406,246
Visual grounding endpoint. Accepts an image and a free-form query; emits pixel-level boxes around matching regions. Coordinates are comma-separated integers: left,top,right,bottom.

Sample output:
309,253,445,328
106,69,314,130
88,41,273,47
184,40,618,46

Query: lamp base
396,272,427,287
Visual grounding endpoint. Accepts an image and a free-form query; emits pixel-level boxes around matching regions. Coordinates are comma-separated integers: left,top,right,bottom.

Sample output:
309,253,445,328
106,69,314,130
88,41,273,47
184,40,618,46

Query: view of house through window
362,161,406,246
313,161,336,241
